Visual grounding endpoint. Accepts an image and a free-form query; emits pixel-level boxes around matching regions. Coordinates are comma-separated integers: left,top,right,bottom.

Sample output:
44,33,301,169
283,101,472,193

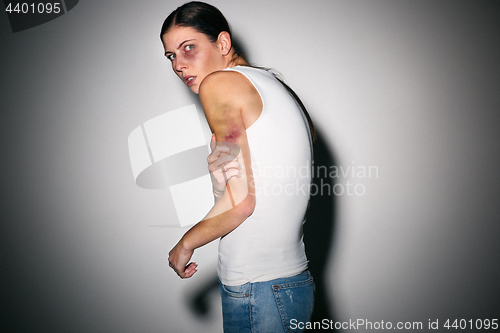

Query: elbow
234,193,256,219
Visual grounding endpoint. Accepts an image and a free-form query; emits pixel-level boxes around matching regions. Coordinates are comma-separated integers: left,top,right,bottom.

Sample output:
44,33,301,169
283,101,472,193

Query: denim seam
272,277,314,290
272,286,289,333
221,284,251,298
249,283,255,333
272,278,315,333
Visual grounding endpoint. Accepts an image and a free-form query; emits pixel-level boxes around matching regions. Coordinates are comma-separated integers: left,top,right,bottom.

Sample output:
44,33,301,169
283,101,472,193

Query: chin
190,86,200,94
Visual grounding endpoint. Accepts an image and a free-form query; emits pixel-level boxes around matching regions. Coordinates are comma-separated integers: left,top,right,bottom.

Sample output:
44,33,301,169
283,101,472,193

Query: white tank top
217,66,312,286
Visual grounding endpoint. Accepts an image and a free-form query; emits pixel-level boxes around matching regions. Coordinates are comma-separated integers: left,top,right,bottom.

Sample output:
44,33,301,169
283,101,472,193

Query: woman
160,2,315,332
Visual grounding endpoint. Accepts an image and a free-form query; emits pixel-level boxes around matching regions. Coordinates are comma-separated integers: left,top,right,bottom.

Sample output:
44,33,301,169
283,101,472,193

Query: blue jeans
219,270,315,333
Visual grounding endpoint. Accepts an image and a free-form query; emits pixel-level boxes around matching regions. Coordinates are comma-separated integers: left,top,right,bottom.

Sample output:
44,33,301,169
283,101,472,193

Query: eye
184,44,194,52
166,53,176,61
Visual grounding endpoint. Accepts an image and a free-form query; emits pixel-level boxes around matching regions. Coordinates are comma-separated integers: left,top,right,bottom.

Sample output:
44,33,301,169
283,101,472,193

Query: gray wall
1,1,499,332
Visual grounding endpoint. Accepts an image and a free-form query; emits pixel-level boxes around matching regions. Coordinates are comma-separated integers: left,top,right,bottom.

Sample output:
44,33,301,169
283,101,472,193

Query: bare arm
168,71,258,278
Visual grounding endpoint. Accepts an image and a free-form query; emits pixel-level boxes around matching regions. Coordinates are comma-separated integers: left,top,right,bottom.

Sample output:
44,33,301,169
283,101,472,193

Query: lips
183,75,196,87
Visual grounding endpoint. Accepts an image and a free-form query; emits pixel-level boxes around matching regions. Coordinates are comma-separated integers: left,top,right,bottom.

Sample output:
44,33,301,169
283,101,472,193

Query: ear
217,31,232,56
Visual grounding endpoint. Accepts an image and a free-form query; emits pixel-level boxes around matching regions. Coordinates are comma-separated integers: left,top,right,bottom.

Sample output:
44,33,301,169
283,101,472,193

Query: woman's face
162,26,227,94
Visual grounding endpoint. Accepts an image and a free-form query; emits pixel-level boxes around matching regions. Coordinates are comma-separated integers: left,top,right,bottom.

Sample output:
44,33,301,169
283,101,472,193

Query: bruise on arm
199,71,255,215
221,123,242,143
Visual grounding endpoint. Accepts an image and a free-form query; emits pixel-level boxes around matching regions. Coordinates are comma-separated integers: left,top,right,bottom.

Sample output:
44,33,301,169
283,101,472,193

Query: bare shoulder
199,69,262,128
200,70,260,108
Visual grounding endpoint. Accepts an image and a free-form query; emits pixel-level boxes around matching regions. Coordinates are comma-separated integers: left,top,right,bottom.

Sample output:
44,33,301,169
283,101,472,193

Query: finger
185,262,198,275
209,162,230,178
212,161,240,177
221,142,240,156
208,159,232,173
221,160,241,171
186,262,197,269
209,146,232,162
223,169,242,182
214,143,232,154
210,154,238,169
211,160,241,181
215,174,228,185
180,270,195,279
210,134,216,151
213,165,240,182
184,269,197,278
207,149,225,164
178,263,197,279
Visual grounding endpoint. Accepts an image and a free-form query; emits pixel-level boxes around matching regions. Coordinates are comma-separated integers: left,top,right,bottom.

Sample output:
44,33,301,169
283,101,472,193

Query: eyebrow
164,39,195,56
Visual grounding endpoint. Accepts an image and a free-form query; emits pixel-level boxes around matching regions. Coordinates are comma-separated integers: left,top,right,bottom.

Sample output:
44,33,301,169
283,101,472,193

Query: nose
174,57,187,73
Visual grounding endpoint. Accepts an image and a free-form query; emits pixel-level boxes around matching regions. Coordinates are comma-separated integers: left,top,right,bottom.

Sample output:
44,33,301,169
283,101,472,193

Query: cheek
183,48,198,62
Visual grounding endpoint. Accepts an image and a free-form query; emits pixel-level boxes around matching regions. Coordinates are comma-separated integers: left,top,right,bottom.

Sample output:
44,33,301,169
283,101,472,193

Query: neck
226,49,249,68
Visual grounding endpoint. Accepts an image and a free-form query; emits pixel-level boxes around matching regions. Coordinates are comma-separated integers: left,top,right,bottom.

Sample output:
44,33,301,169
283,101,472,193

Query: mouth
183,76,196,87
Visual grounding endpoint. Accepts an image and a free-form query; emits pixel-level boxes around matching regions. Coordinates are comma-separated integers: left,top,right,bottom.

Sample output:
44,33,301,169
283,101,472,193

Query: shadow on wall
303,128,338,331
186,130,339,331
